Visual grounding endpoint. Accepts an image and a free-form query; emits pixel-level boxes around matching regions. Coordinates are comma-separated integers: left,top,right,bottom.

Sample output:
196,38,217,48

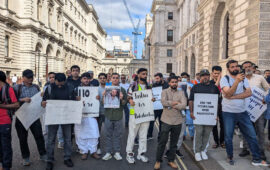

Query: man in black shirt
147,73,169,140
42,73,77,170
66,65,81,94
189,69,220,162
88,70,100,87
210,66,225,149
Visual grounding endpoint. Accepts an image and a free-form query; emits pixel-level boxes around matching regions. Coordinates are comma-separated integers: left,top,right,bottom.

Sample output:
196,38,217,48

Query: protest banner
152,87,163,110
193,93,218,125
78,87,99,117
133,89,155,124
104,86,120,108
246,87,267,122
45,100,83,125
15,92,45,130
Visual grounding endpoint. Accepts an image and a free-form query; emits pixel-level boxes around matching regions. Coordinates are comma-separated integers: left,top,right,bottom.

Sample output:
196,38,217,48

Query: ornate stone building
146,0,270,78
0,0,106,83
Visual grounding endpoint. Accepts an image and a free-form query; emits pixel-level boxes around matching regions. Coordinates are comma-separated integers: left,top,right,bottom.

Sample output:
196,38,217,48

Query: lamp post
148,42,151,82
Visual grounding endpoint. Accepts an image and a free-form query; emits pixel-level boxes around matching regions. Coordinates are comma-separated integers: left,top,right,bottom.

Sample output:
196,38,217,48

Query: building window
167,30,173,42
167,49,173,57
48,8,52,27
5,36,9,58
224,13,230,59
5,0,8,8
168,12,173,20
37,0,42,21
167,63,173,73
185,56,188,72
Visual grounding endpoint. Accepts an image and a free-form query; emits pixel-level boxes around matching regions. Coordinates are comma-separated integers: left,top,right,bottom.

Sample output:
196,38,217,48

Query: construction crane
122,0,142,58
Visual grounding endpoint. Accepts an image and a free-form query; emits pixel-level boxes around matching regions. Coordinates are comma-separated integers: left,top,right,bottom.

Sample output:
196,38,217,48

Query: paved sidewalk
183,131,270,170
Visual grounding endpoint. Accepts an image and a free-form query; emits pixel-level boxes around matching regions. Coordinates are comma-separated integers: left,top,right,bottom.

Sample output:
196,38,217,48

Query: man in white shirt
220,60,268,167
120,74,130,127
239,61,269,160
12,74,17,86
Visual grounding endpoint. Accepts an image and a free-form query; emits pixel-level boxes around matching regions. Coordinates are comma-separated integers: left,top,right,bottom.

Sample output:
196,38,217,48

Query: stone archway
190,54,196,79
35,43,43,81
211,2,225,66
185,56,188,73
45,44,53,78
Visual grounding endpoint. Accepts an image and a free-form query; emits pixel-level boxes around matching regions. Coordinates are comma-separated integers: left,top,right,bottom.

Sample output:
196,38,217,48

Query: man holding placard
154,76,186,170
75,72,100,160
126,68,153,164
102,73,127,161
42,73,78,170
189,69,220,162
220,60,268,166
148,73,169,140
239,61,269,160
13,69,46,166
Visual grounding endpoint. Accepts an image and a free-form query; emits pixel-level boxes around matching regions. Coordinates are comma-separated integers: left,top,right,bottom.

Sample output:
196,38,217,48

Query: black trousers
156,122,181,162
0,124,12,169
148,109,163,138
212,111,224,145
15,118,46,158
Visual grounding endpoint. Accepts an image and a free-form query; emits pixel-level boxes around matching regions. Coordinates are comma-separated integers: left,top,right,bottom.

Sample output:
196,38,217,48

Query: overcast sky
86,0,152,58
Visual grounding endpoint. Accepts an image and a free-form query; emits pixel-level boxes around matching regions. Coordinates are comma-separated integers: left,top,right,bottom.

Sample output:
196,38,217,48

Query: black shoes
176,150,184,159
239,149,250,157
64,159,74,167
46,162,53,170
261,152,267,161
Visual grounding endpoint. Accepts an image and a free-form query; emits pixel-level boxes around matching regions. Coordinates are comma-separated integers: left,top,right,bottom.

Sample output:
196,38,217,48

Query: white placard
15,92,45,130
78,87,100,117
152,87,163,110
193,93,218,125
246,87,267,122
133,90,155,124
45,100,83,125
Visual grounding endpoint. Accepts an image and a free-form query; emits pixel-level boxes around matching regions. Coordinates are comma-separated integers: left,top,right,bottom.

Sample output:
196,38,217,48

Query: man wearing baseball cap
189,69,220,161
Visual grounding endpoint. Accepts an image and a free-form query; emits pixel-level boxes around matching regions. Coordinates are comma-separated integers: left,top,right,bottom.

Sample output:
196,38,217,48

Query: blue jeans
0,124,12,169
47,124,72,162
222,112,261,161
57,125,64,143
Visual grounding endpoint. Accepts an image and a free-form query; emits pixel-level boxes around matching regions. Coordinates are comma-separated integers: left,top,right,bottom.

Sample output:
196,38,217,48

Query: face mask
182,78,187,82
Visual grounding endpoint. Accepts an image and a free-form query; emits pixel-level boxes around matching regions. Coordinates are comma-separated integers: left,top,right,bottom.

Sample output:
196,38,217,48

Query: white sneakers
126,153,135,164
195,153,202,161
195,152,208,161
201,151,208,160
102,152,122,161
137,154,149,163
96,148,102,155
102,153,112,161
114,152,123,161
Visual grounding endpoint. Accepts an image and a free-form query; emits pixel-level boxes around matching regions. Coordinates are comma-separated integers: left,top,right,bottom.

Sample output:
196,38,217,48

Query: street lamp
148,42,151,82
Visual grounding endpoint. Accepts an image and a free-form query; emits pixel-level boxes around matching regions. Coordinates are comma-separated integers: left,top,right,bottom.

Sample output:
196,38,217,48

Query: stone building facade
0,0,106,83
146,0,270,78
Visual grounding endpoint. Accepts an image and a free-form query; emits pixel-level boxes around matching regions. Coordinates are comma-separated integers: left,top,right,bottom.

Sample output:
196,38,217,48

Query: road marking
154,120,189,170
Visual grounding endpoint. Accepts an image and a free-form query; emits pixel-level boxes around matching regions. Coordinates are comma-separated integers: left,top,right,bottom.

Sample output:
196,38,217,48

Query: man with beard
126,68,153,164
220,60,268,166
239,61,269,160
154,76,186,170
189,70,220,161
147,73,169,140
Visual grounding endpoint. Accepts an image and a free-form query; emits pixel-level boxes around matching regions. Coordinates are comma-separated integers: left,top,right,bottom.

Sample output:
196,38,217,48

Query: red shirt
0,87,17,124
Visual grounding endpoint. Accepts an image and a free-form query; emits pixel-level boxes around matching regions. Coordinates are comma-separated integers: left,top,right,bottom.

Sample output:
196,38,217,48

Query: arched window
4,36,9,58
57,14,61,32
5,0,8,8
185,56,188,72
224,13,230,59
48,8,52,27
190,54,196,78
37,0,42,21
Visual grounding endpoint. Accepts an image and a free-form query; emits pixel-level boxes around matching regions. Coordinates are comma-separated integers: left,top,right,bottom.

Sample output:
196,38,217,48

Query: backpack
0,84,15,120
225,75,246,90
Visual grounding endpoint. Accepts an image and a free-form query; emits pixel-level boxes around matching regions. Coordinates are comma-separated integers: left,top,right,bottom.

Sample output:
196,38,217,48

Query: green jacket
104,87,127,121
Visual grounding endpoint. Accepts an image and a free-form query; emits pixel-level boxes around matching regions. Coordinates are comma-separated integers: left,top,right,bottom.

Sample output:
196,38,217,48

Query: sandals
221,143,226,148
212,144,219,149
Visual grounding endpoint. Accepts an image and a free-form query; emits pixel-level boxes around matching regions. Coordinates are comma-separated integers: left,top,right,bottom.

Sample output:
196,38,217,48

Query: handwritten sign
133,90,155,124
152,87,163,110
15,92,45,130
78,87,99,117
193,93,218,125
246,87,267,122
45,100,83,125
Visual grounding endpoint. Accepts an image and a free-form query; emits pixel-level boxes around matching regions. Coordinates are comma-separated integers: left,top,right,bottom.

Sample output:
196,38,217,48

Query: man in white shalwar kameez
74,72,101,160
